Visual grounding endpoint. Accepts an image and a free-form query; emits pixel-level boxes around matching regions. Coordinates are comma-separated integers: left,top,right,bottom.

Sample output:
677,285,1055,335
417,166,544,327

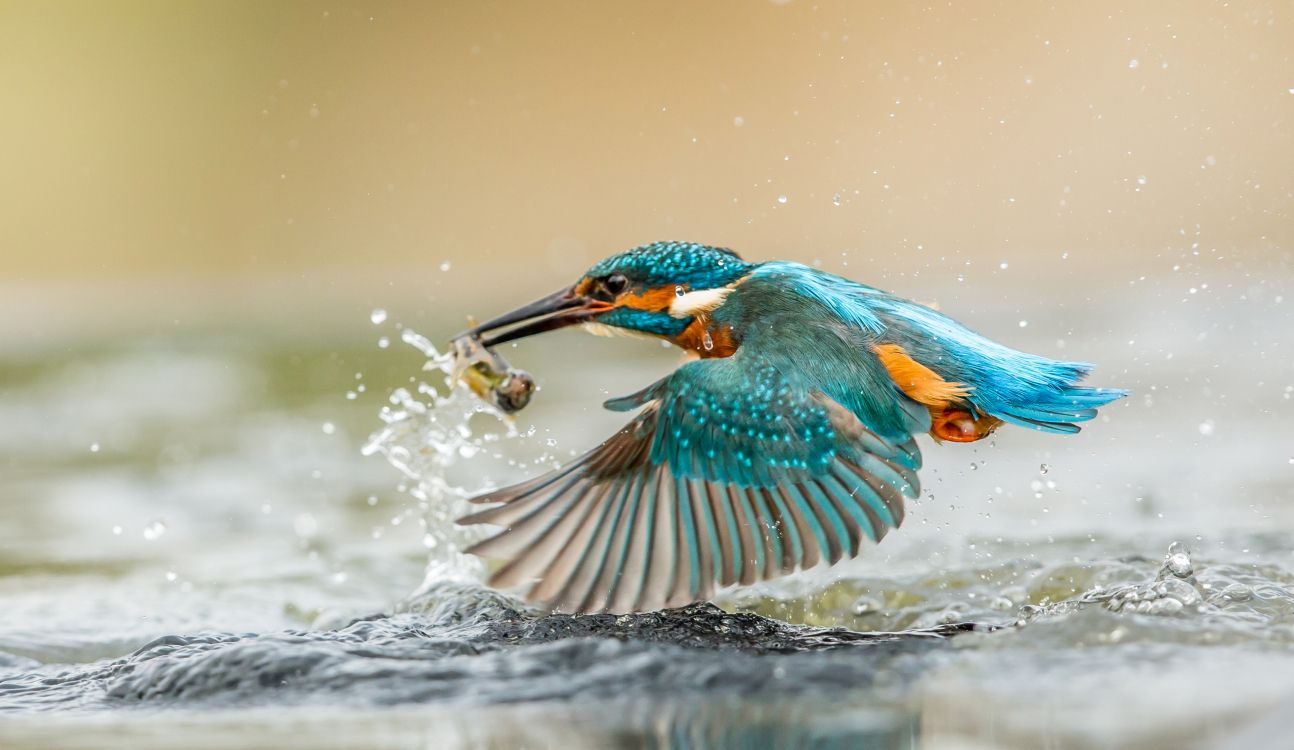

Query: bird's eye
601,273,628,296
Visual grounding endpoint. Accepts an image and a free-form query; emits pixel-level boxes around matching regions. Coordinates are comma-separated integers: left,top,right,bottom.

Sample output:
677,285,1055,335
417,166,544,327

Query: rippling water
1,273,1292,748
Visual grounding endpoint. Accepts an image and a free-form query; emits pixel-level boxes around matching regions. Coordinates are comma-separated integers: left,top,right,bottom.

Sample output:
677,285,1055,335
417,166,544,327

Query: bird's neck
671,315,737,358
665,270,761,358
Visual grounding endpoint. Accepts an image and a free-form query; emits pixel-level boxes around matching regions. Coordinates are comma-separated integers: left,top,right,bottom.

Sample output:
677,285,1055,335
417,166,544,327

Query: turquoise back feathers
725,262,1128,434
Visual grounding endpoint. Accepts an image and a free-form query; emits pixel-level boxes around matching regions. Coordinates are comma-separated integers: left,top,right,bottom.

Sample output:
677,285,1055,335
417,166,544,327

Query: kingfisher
457,241,1125,614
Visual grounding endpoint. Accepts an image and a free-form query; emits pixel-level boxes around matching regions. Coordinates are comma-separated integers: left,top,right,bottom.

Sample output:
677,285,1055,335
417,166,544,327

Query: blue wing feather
460,340,922,613
765,487,805,572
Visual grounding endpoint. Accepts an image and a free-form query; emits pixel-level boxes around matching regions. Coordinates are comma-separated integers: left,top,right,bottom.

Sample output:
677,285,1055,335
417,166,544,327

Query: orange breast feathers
674,317,737,358
872,343,1000,442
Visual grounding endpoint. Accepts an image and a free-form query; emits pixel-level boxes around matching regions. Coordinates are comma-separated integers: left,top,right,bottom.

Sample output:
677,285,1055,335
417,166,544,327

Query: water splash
1008,541,1294,638
362,323,530,593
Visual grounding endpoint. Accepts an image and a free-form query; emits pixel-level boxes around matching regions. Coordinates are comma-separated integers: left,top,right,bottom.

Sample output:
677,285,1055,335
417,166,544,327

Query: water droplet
776,195,788,205
89,442,100,453
999,261,1009,270
165,571,178,582
111,525,123,536
1040,463,1050,475
733,115,745,127
1018,320,1028,328
294,514,318,538
346,390,358,400
321,422,336,435
702,331,715,351
399,329,438,357
1128,59,1140,69
1198,420,1215,436
439,261,452,272
852,595,882,615
832,193,842,206
1165,548,1194,578
377,336,390,349
142,520,168,541
370,308,388,324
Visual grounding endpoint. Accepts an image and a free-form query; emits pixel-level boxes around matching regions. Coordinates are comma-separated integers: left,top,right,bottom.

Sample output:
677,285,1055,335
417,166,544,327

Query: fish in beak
449,334,535,414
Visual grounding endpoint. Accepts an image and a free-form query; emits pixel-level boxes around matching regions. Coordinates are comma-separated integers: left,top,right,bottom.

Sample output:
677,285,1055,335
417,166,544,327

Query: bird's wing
458,346,928,614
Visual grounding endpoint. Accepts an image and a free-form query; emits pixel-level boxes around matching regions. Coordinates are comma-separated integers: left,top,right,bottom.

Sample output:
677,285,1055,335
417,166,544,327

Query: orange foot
931,408,1002,443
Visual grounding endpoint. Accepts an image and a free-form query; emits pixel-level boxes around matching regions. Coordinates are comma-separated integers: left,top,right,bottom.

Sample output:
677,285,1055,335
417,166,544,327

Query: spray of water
362,325,532,594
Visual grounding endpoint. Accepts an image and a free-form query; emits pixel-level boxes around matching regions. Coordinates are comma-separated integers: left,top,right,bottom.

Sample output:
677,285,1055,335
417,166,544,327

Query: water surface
2,272,1292,749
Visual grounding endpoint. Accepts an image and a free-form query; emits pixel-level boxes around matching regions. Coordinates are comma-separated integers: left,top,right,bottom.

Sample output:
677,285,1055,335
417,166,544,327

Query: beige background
1,1,1291,334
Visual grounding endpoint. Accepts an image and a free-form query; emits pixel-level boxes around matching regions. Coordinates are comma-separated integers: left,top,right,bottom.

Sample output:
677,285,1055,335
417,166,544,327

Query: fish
448,332,535,414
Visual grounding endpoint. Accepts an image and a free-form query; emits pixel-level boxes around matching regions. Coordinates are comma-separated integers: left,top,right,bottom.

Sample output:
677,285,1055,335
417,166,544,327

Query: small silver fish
449,333,535,414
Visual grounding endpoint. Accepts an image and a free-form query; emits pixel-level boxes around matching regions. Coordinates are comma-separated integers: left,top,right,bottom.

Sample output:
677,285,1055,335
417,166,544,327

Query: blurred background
2,1,1290,334
1,2,1292,747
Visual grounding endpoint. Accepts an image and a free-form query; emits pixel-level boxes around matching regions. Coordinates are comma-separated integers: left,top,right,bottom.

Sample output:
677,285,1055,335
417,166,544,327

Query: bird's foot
930,408,1002,443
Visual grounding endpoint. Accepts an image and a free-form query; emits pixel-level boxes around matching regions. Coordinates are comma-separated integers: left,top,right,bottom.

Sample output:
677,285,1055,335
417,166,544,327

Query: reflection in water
636,698,918,750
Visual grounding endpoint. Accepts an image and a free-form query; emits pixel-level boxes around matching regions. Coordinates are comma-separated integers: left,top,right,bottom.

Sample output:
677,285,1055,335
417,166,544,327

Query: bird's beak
461,287,614,347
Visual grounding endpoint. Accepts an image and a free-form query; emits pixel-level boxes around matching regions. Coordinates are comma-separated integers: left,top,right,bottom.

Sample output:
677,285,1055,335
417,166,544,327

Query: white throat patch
580,321,659,341
669,286,733,318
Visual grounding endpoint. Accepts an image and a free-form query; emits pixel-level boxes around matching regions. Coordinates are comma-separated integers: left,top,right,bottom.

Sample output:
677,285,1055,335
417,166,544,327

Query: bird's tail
992,381,1128,434
864,290,1128,436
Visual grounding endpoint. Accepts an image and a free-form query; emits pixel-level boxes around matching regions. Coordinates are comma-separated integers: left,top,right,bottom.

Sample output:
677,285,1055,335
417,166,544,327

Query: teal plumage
457,242,1126,613
734,261,1127,433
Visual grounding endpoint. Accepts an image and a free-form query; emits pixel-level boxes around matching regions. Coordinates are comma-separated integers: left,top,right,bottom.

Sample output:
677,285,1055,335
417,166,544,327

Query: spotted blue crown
585,241,756,290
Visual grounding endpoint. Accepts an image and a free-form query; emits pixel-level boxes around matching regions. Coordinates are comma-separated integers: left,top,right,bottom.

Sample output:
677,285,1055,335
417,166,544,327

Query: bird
456,241,1126,614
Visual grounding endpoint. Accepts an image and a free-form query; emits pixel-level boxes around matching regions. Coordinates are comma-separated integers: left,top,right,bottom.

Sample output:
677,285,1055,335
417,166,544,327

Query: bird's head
466,241,755,346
